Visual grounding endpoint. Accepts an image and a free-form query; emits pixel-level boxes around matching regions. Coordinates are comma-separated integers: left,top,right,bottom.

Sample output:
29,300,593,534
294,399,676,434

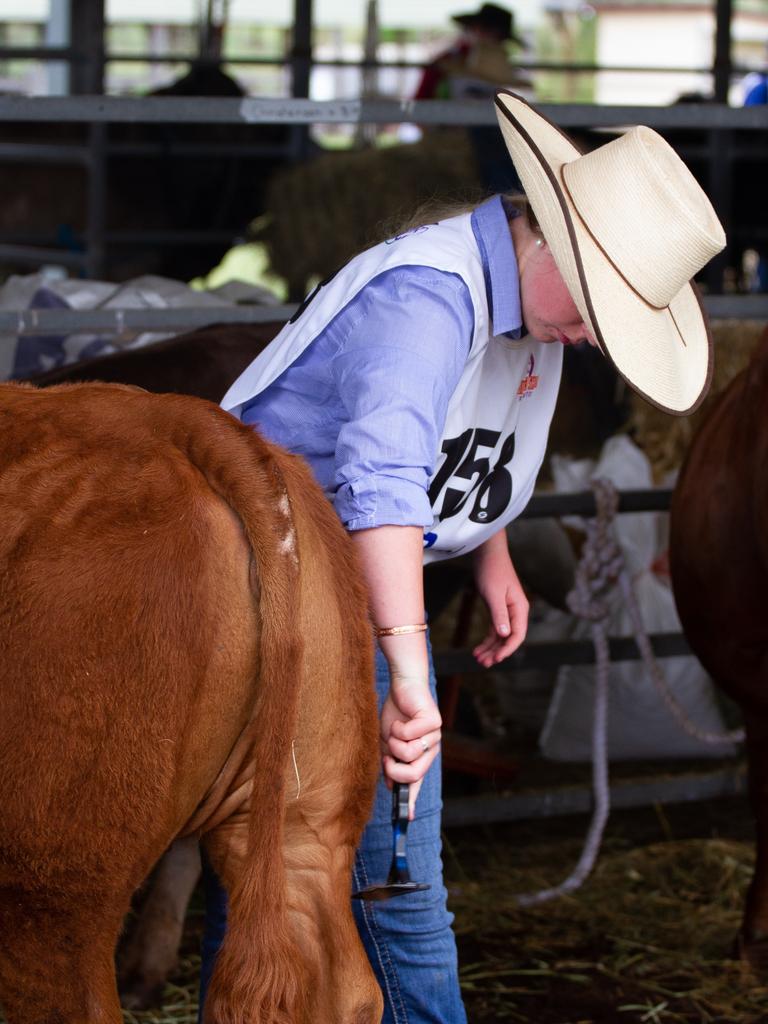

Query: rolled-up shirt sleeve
331,266,473,530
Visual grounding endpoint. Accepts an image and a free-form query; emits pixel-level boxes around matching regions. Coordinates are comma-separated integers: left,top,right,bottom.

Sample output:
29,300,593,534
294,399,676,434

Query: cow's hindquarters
199,441,383,1024
0,383,382,1023
0,384,263,1022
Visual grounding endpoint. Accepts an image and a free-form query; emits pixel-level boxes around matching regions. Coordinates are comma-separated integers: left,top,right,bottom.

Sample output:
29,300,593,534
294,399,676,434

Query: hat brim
494,90,713,415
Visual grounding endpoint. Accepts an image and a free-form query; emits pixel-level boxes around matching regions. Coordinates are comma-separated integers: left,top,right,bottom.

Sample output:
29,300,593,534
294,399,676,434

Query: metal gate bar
0,95,766,128
1,295,765,339
443,764,746,826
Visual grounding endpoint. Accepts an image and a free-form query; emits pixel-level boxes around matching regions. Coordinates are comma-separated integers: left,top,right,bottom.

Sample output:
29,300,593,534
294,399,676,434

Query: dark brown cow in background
670,324,768,973
26,319,628,464
0,382,382,1024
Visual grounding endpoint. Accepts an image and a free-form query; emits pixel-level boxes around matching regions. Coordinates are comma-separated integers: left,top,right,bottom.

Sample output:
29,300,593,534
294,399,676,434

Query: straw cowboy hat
494,90,726,414
453,3,525,47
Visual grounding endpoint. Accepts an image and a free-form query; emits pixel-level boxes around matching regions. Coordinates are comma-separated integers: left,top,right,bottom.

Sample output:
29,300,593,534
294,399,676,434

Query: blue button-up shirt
242,195,522,530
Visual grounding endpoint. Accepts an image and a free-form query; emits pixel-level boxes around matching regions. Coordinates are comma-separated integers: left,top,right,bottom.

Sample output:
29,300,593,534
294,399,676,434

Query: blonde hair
372,191,541,245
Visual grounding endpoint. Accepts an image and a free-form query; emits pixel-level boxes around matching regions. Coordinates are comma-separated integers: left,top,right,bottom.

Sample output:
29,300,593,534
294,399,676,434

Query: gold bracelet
373,623,428,638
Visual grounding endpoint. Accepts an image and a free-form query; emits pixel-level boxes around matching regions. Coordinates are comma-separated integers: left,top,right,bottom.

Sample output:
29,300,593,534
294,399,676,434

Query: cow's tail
176,401,311,1024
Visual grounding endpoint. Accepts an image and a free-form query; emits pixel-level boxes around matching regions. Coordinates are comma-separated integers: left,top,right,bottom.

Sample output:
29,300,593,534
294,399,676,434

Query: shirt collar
470,194,523,339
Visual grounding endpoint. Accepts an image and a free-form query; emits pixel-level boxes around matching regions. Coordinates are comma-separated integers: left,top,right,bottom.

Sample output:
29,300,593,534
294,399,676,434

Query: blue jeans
199,642,467,1024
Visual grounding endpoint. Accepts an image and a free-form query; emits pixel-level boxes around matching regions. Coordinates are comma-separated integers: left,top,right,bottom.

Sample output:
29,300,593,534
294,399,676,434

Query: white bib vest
221,213,563,564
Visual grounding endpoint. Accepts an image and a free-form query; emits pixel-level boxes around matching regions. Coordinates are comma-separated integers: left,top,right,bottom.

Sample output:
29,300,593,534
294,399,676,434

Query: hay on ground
106,833,767,1024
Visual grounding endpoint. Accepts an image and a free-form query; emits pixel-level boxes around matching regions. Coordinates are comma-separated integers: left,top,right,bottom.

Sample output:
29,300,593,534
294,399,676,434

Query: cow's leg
197,820,315,1024
199,814,381,1024
738,708,768,973
118,835,202,1009
0,895,124,1024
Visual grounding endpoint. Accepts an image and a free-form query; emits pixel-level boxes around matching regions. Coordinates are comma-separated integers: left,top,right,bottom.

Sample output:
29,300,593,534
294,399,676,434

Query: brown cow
669,325,768,974
0,382,383,1024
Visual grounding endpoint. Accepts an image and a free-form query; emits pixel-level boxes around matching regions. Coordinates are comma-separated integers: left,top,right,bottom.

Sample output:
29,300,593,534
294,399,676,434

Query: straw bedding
93,801,766,1024
448,825,765,1023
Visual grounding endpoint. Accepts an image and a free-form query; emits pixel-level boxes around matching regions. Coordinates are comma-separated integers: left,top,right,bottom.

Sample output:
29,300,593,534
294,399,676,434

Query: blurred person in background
415,2,530,100
413,3,530,191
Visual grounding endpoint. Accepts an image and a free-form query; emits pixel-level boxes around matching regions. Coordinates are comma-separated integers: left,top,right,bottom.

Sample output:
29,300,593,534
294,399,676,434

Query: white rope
516,478,618,906
516,620,611,906
514,476,743,908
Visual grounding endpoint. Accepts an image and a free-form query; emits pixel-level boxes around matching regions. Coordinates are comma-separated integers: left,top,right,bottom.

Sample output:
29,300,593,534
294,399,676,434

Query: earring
535,238,544,248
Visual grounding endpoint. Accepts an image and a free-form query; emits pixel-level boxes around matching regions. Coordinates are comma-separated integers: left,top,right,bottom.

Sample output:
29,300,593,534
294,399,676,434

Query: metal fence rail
2,293,766,338
443,765,746,826
3,45,757,79
0,305,295,336
0,94,767,128
433,629,688,676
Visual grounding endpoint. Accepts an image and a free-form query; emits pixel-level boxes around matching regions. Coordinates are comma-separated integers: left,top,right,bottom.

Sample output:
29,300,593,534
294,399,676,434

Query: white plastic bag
0,272,249,380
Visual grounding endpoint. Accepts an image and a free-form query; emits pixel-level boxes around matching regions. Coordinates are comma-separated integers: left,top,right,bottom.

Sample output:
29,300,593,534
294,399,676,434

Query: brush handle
387,781,413,885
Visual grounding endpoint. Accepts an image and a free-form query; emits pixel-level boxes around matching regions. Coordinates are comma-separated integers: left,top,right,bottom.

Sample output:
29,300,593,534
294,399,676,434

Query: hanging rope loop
516,476,616,907
515,475,742,908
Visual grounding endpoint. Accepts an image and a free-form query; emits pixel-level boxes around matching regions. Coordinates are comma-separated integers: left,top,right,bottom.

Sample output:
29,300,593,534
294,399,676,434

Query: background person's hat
494,90,726,415
453,3,525,46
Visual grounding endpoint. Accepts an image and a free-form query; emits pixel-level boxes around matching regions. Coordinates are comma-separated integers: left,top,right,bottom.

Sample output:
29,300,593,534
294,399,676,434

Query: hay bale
261,131,480,296
628,319,767,480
